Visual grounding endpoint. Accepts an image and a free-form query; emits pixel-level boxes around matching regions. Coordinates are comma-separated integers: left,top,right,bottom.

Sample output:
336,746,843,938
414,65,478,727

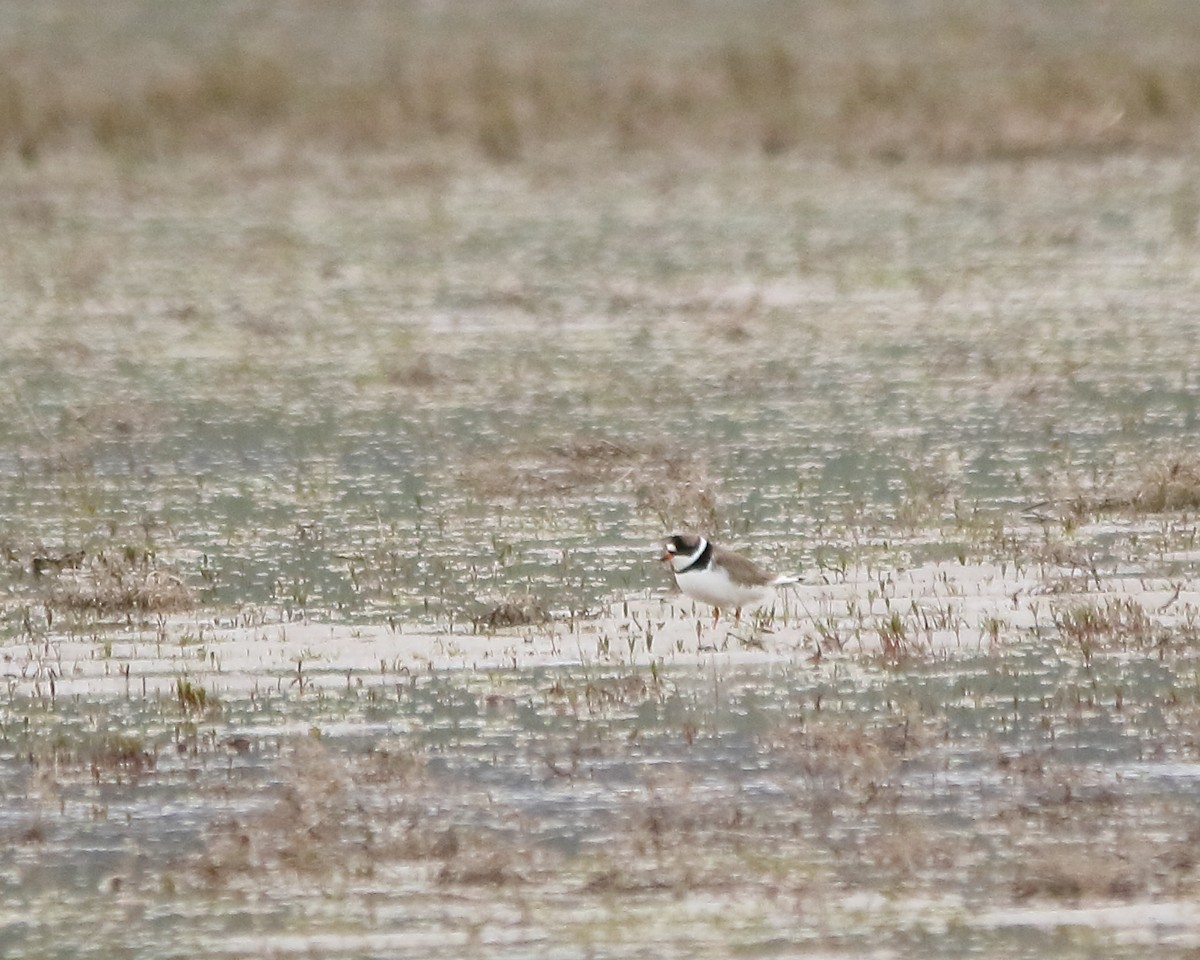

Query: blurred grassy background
3,0,1200,164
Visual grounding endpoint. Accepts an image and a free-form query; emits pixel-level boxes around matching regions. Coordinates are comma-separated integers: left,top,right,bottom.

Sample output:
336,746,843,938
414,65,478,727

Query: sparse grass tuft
474,597,549,630
546,667,666,713
176,676,214,715
761,714,930,812
195,740,543,892
1014,845,1146,902
877,609,912,661
27,731,157,784
461,434,722,532
635,472,722,535
1059,454,1200,520
1133,456,1200,513
1053,598,1163,660
47,549,194,616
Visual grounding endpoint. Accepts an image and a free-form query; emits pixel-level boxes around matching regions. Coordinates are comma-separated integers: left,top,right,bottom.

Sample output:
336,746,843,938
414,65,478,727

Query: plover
659,533,799,625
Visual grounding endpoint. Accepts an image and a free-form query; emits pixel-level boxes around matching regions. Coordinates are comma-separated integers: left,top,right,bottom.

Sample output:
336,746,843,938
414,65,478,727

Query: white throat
671,537,708,573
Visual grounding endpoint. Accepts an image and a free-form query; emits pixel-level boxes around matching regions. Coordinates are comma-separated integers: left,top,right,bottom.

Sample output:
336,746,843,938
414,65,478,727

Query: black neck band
678,540,712,574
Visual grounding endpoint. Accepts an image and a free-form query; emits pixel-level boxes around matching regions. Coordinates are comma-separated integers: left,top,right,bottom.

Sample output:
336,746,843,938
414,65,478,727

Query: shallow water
7,638,1200,958
2,90,1200,959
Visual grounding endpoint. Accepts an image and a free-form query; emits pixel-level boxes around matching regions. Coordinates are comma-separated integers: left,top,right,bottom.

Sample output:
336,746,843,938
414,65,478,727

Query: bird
659,533,799,626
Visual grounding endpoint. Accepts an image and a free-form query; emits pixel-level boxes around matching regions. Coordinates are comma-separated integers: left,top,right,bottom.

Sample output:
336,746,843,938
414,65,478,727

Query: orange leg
712,607,720,628
734,607,742,624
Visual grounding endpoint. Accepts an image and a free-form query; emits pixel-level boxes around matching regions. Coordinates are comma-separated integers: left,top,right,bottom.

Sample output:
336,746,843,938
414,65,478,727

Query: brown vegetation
27,731,157,785
475,597,550,629
1132,456,1200,513
1040,455,1200,523
46,548,194,616
2,1,1199,165
1013,845,1147,902
3,540,194,618
462,435,722,532
196,739,551,891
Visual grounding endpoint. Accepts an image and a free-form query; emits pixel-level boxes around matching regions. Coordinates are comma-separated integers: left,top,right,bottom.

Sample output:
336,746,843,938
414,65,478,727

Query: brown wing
711,544,776,587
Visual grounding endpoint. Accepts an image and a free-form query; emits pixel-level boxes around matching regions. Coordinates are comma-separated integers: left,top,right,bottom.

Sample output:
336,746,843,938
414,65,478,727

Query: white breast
675,566,774,609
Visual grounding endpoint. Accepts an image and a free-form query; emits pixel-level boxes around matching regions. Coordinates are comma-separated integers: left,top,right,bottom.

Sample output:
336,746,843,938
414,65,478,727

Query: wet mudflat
7,605,1200,959
4,1,1200,956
